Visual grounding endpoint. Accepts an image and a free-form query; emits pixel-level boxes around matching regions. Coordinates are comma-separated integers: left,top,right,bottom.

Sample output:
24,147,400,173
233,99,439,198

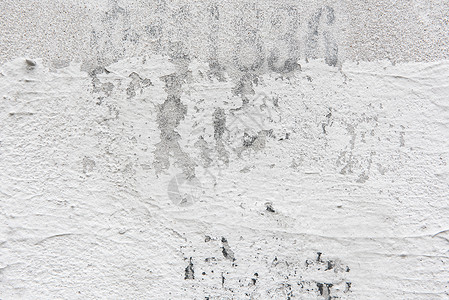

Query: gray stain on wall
153,74,195,177
305,6,338,66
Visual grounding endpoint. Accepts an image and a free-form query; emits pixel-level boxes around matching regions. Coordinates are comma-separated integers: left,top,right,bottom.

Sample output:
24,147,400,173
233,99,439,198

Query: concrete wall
1,1,449,299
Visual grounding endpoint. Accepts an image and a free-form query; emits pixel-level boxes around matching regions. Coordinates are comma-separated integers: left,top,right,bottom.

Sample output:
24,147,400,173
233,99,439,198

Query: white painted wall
1,1,448,299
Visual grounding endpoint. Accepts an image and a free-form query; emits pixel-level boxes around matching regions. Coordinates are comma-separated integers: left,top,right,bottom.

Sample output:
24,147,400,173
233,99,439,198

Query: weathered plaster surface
1,1,449,299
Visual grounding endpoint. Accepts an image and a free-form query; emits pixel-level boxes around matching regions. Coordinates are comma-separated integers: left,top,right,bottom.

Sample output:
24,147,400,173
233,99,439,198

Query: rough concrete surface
1,1,449,299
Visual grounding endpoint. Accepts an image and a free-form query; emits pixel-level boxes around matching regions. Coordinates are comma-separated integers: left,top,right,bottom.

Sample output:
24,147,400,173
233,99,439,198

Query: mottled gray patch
400,131,405,146
154,74,195,177
337,151,354,175
377,163,387,175
322,110,333,134
305,6,338,66
283,58,301,73
268,50,301,74
122,28,140,44
233,36,265,73
243,132,257,147
347,124,357,150
210,4,219,20
236,130,272,156
305,9,322,61
207,3,222,79
232,73,258,101
51,59,70,69
239,165,254,173
161,73,186,98
233,4,265,73
207,60,226,82
168,173,201,206
213,108,226,140
153,96,195,177
126,72,152,98
213,108,230,165
167,40,190,61
89,67,114,100
337,122,375,181
82,157,96,176
104,0,126,21
323,6,335,25
145,19,163,41
324,31,338,67
89,0,129,67
194,136,213,168
356,171,369,183
266,5,302,75
144,17,164,52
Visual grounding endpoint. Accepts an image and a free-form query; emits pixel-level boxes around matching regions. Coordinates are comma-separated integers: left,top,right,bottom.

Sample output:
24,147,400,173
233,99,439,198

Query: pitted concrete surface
1,0,449,68
1,1,449,299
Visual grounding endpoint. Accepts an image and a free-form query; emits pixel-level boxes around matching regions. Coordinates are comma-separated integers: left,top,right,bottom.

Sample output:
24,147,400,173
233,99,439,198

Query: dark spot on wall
266,202,275,213
221,237,236,261
205,257,216,263
249,274,259,289
322,123,327,134
317,283,333,300
25,59,36,70
325,260,334,271
185,257,194,279
345,282,352,292
221,272,225,286
279,132,290,141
